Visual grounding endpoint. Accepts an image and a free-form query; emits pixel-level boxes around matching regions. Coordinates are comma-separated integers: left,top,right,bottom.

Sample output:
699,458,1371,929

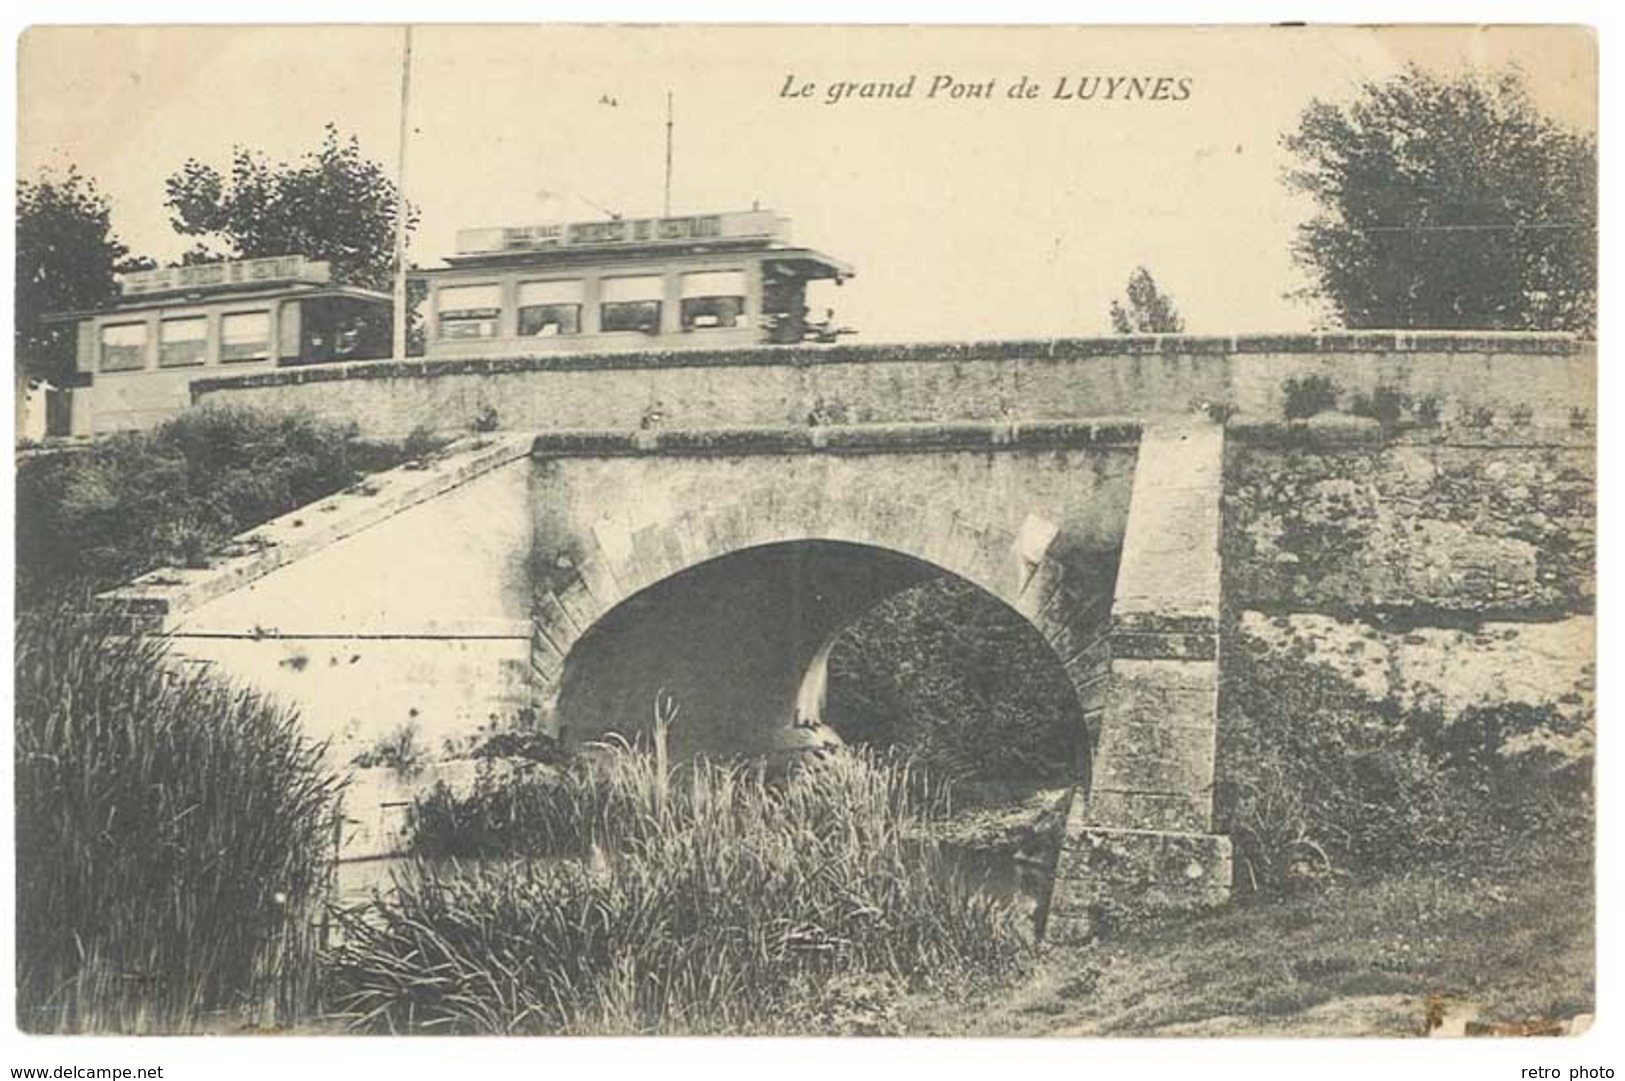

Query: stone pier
1048,419,1233,940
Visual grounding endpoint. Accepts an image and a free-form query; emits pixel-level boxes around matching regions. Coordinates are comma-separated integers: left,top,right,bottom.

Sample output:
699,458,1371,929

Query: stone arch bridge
100,332,1594,937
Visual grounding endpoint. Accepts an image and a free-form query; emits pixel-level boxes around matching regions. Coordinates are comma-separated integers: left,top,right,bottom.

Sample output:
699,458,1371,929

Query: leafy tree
1109,267,1185,334
826,577,1082,782
15,169,152,380
1283,65,1596,335
164,124,416,293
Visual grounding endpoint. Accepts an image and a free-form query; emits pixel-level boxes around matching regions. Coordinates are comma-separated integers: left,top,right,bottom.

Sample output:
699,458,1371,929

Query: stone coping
97,434,533,631
168,618,535,641
190,331,1584,395
1228,414,1597,449
529,418,1144,458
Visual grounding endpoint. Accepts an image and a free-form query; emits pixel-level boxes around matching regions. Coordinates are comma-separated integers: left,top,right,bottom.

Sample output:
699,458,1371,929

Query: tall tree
16,168,152,380
1283,65,1596,335
164,124,416,293
1109,267,1185,334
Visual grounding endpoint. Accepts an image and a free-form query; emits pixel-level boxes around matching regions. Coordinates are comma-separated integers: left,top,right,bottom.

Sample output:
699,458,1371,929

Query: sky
17,24,1597,342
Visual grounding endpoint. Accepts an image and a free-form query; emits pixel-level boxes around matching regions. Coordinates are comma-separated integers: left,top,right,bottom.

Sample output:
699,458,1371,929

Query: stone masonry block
1108,656,1219,695
1047,826,1232,942
1110,610,1219,637
1125,495,1221,556
1076,679,1109,716
554,577,602,638
741,482,790,545
529,625,566,680
1086,790,1210,833
703,502,753,563
1060,637,1112,684
1113,543,1222,616
572,553,624,613
1035,594,1108,657
534,593,582,656
1091,720,1217,795
943,515,994,585
528,655,561,694
911,500,963,568
669,513,711,571
892,497,945,556
1131,429,1225,490
656,527,690,580
629,522,680,586
1013,558,1066,620
1108,631,1217,661
969,524,1023,600
590,515,637,576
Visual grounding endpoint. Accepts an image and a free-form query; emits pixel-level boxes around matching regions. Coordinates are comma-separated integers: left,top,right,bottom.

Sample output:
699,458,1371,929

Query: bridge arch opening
550,538,1097,783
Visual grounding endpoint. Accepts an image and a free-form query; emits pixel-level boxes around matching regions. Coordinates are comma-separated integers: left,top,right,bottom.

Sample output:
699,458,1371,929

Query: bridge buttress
1047,418,1234,941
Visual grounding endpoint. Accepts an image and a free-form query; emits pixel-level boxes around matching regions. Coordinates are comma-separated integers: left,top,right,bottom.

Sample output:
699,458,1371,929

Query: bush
335,748,1028,1034
15,404,417,607
402,422,443,461
1348,384,1411,429
350,721,425,776
824,577,1083,782
13,611,343,1032
407,761,582,859
1217,636,1593,893
1281,374,1341,420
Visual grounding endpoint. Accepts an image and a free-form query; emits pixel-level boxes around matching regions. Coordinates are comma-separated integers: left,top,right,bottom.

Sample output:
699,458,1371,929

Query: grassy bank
903,836,1593,1037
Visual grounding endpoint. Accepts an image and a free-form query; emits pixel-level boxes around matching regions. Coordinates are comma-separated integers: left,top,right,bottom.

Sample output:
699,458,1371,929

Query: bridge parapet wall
186,332,1591,440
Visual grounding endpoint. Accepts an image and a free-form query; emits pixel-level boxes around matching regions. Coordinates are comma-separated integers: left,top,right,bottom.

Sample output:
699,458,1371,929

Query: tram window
600,276,664,334
438,283,502,340
159,316,208,367
220,311,271,362
99,322,149,372
681,296,744,330
517,280,583,337
680,270,746,330
600,301,661,334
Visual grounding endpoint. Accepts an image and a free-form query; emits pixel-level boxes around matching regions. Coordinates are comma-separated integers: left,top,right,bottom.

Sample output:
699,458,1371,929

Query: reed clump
330,746,1030,1034
14,611,343,1032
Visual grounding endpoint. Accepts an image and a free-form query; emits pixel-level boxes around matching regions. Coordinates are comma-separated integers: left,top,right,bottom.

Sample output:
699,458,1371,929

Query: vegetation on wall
1217,626,1593,894
1225,440,1596,619
1280,374,1341,420
15,404,420,608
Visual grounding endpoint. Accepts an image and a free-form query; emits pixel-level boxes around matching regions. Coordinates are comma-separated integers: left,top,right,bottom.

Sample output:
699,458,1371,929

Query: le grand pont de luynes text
780,73,1195,105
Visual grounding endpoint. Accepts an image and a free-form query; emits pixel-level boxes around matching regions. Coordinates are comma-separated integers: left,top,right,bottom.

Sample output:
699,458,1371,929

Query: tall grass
13,611,343,1032
330,748,1029,1034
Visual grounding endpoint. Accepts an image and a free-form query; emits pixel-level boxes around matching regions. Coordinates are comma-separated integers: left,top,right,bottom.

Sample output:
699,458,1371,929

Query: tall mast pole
391,24,414,359
663,90,673,217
